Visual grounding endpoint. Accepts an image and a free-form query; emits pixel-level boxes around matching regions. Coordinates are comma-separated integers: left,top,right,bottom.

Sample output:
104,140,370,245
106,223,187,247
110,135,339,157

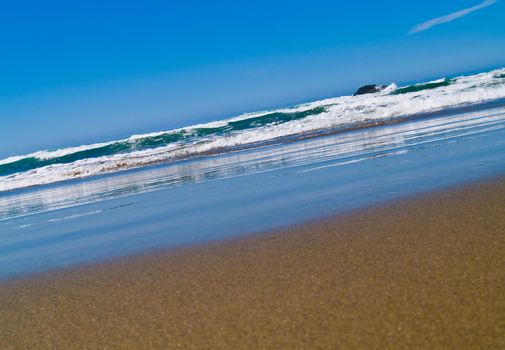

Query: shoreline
1,177,505,348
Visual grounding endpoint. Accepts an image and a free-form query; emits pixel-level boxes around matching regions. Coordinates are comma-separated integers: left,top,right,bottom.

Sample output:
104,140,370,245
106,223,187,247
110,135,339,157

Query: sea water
0,69,505,279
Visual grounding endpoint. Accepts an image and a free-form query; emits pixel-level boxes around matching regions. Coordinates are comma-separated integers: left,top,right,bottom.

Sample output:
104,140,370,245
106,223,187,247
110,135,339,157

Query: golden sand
1,179,505,349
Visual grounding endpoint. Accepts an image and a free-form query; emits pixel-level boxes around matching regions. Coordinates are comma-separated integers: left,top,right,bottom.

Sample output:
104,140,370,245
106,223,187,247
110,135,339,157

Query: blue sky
1,0,504,158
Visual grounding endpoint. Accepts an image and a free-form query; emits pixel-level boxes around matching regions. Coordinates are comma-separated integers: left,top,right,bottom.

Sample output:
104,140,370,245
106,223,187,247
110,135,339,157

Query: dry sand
1,178,505,349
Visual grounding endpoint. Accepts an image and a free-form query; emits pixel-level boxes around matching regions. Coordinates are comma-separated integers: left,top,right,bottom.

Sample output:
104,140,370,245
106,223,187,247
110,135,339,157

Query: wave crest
1,68,505,192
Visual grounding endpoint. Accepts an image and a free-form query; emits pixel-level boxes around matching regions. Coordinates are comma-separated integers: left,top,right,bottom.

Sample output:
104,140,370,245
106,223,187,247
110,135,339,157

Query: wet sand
1,178,505,349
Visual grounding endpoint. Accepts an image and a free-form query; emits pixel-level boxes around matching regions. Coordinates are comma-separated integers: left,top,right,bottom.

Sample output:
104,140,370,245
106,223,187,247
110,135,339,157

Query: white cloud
409,0,497,34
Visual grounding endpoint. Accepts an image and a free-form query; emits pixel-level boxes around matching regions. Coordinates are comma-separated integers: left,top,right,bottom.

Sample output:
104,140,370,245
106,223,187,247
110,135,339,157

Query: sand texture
1,179,505,349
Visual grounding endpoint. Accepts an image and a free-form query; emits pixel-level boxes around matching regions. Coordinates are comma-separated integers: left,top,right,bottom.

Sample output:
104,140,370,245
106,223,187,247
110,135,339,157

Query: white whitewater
1,68,505,192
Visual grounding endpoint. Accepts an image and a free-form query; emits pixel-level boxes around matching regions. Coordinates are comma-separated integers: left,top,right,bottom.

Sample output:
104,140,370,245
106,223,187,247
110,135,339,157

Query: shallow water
0,103,505,280
2,68,505,192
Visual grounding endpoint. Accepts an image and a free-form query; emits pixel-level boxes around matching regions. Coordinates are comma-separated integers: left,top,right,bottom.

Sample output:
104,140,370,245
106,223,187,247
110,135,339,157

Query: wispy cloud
409,0,497,34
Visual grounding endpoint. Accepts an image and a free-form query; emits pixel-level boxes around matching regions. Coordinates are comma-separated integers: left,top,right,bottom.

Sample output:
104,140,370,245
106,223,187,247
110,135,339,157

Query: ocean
0,68,505,279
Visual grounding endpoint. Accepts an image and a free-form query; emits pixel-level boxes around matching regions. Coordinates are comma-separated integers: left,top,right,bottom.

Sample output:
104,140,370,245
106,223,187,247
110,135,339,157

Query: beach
1,3,504,349
1,177,504,349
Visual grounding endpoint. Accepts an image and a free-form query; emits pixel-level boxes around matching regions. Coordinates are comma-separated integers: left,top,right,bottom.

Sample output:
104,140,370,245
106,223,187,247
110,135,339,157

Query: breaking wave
391,78,452,95
1,67,505,192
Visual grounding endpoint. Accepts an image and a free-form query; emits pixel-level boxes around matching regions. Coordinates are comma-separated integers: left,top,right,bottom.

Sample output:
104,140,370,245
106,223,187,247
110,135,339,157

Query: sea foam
1,68,505,192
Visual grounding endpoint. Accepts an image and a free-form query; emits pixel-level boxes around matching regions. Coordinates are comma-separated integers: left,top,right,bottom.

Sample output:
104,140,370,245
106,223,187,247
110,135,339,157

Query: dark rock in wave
353,84,387,96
